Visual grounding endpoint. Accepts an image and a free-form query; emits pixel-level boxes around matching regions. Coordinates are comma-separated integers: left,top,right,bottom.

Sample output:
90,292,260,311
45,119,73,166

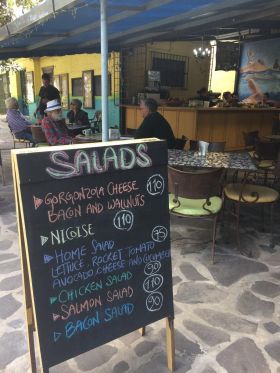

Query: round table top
72,134,102,144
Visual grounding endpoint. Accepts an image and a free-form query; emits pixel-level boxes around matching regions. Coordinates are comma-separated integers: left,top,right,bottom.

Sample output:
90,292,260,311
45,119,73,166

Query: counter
123,105,280,150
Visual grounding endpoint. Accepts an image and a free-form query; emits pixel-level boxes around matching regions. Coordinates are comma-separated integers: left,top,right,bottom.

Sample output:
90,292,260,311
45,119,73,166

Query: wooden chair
30,125,48,147
174,135,187,150
224,158,280,256
168,165,224,263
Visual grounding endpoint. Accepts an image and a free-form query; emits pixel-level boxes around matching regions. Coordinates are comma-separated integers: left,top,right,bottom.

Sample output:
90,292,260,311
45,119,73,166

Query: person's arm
134,118,151,139
81,111,90,127
42,119,60,145
34,86,44,117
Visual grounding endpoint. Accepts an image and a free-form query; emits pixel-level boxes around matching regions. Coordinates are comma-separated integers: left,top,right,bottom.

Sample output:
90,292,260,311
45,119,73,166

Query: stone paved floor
0,117,280,373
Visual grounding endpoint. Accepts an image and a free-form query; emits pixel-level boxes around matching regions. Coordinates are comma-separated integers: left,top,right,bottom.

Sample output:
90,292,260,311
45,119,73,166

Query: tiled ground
0,117,280,373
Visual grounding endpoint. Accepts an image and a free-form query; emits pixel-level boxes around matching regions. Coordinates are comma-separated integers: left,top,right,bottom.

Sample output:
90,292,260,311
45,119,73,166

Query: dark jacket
67,109,90,127
38,85,60,116
135,111,175,149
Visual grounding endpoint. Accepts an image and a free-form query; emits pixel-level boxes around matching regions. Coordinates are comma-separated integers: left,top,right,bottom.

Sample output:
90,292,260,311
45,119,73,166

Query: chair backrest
243,130,259,148
31,125,47,143
174,135,187,150
208,141,226,152
189,140,198,151
255,139,279,160
90,111,102,133
168,165,223,199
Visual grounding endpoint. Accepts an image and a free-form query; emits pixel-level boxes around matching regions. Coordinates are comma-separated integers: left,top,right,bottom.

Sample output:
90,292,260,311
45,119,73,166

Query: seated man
134,98,175,149
42,99,72,146
5,97,35,146
67,99,90,126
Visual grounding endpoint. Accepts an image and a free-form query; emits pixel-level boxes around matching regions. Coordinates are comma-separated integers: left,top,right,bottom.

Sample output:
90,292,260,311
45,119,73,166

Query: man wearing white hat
41,99,72,146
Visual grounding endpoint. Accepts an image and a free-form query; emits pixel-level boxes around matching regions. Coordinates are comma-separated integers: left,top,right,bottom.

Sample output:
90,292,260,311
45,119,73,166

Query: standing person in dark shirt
34,73,60,118
134,98,175,149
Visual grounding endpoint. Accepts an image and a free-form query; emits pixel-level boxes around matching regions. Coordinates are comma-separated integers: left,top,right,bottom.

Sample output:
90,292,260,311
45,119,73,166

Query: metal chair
243,130,260,151
224,157,280,256
251,139,279,185
89,111,102,133
174,135,187,150
8,124,32,148
168,165,224,263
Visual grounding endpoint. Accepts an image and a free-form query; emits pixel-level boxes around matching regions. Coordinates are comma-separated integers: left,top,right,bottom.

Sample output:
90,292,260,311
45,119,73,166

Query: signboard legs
12,156,38,373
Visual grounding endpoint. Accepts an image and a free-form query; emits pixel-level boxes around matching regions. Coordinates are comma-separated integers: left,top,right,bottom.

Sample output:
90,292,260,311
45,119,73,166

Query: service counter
123,105,280,150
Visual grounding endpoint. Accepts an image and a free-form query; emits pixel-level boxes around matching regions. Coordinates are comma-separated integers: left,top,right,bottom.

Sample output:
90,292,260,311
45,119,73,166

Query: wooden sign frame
12,139,175,373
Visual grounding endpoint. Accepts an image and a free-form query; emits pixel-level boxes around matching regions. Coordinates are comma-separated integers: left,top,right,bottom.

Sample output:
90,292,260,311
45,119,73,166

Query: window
82,70,94,108
25,71,34,103
94,74,112,96
53,73,69,109
42,66,54,83
72,78,83,96
151,52,188,88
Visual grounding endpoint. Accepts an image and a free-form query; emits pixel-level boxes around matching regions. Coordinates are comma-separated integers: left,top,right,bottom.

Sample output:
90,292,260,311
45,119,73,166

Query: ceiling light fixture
193,37,211,59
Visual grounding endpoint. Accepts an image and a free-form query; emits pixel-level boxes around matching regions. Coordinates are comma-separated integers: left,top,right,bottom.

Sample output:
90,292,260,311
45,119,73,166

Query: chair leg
211,215,218,264
270,204,275,248
261,204,265,232
235,203,241,252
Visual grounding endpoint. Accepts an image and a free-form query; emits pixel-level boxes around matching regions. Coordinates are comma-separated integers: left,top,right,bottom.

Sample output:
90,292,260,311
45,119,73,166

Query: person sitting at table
42,99,72,146
222,91,233,106
5,97,36,146
134,98,176,149
67,99,90,127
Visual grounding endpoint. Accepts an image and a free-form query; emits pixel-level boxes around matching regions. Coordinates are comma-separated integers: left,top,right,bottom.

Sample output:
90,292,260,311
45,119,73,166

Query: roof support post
100,0,109,142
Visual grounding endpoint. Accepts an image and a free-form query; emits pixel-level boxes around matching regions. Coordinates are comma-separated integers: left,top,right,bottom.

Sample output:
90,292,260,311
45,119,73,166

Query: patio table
66,124,89,131
168,150,257,171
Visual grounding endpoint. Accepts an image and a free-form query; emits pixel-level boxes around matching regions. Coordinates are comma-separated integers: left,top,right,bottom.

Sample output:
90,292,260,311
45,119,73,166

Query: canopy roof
0,0,279,59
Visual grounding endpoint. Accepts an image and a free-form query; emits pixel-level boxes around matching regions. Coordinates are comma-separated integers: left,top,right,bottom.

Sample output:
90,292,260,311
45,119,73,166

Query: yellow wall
9,52,120,126
146,41,210,99
12,53,118,97
122,41,210,102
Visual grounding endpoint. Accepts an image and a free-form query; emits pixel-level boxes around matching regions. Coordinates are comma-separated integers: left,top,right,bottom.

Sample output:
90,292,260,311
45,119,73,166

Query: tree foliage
0,0,43,72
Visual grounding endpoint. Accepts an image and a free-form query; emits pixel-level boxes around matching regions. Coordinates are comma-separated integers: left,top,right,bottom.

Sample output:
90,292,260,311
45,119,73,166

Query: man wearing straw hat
41,99,72,146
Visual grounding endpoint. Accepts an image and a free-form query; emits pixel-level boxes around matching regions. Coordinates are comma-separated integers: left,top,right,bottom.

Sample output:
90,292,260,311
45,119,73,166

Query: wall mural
238,38,280,105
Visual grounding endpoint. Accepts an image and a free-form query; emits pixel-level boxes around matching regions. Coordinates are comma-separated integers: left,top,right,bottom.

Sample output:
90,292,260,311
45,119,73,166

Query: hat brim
45,105,62,112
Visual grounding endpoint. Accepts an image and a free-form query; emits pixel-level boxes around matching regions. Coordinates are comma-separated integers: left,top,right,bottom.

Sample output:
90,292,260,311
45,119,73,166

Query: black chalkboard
13,139,174,371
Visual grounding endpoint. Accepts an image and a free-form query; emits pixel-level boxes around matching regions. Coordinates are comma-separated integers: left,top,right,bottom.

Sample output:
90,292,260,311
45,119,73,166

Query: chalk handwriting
113,210,134,231
49,224,95,245
146,292,163,312
146,174,165,196
60,296,102,321
144,261,161,276
143,274,163,293
65,312,101,339
151,225,168,242
58,280,103,302
46,144,152,179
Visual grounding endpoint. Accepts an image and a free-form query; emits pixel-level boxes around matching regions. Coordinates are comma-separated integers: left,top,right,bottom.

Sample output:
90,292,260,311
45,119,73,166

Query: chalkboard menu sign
12,139,174,372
